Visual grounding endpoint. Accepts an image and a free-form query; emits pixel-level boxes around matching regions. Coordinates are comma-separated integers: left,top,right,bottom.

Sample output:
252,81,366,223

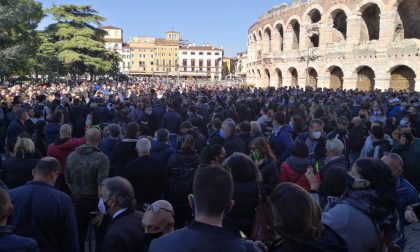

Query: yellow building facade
128,37,156,75
154,32,180,76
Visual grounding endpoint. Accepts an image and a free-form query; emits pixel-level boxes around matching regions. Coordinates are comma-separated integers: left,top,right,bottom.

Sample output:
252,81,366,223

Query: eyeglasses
144,204,174,218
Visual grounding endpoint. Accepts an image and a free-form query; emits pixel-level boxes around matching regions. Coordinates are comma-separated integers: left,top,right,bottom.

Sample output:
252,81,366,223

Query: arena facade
247,0,420,91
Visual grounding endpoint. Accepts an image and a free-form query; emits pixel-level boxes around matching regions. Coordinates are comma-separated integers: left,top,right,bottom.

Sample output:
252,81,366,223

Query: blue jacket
44,122,61,145
0,226,39,252
6,119,27,148
8,181,79,252
395,175,419,248
269,125,293,163
99,137,119,159
149,221,261,252
151,140,173,165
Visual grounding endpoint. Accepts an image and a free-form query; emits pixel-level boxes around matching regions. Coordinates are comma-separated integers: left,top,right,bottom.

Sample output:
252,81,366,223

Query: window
156,59,159,66
163,59,165,66
151,61,154,65
191,52,195,55
199,52,203,55
169,59,172,66
191,59,195,71
207,52,211,55
183,51,187,55
169,53,171,56
215,52,220,55
183,59,187,71
139,61,145,66
199,59,203,67
175,53,177,57
207,59,211,72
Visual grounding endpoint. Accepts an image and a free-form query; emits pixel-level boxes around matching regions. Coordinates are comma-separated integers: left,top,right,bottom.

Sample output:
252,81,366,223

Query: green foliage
0,0,43,78
44,4,115,77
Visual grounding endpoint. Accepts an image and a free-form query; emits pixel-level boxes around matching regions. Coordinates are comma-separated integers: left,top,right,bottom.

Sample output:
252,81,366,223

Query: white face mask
98,198,108,215
312,131,322,139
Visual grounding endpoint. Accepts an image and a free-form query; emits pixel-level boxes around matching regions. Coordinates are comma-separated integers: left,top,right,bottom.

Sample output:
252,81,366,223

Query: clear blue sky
37,0,292,57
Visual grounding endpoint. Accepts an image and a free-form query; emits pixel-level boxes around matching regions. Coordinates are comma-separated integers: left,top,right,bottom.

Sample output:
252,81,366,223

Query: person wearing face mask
370,108,386,124
142,200,175,252
323,158,398,252
327,116,349,155
296,119,326,162
139,105,155,135
269,112,293,163
392,125,420,191
8,157,79,252
99,176,145,252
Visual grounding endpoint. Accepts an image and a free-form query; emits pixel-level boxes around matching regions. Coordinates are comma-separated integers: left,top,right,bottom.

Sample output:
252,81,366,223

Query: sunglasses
144,204,175,218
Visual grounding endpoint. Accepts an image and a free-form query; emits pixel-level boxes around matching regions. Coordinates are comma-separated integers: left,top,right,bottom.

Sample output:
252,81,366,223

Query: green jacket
65,144,109,198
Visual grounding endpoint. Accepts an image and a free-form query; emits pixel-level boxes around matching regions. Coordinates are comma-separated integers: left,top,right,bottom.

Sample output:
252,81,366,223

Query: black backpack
169,154,195,199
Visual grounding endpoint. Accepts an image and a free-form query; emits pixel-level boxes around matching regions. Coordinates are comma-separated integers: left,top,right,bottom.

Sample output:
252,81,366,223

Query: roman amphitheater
246,0,420,91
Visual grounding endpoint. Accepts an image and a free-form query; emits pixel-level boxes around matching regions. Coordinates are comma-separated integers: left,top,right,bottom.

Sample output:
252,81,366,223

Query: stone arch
396,0,420,39
264,26,272,52
331,9,347,41
360,3,381,41
357,66,375,91
328,66,344,90
308,34,320,48
307,67,318,88
275,68,283,87
288,19,301,50
274,22,285,51
289,67,298,87
253,33,257,42
265,68,271,86
257,69,261,79
307,8,322,23
389,65,416,91
258,30,263,40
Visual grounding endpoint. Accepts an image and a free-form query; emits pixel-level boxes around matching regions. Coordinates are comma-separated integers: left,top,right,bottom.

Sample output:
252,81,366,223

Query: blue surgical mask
289,121,294,129
219,129,225,138
98,198,109,215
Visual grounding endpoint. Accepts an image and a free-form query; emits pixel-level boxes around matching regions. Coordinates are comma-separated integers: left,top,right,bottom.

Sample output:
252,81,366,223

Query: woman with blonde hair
250,137,279,194
1,136,39,189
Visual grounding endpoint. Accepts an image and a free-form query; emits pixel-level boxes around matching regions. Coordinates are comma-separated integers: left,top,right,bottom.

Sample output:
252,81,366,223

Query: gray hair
136,138,151,153
222,119,236,135
101,177,135,209
326,138,344,156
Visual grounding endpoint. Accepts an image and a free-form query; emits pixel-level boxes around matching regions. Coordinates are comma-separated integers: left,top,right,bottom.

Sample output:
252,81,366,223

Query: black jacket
110,139,138,177
125,155,167,208
297,132,326,162
162,111,183,133
8,181,79,252
181,128,207,153
259,160,279,194
151,140,174,166
101,209,145,252
1,155,39,189
224,135,247,157
320,156,348,179
347,124,368,153
238,132,253,153
149,221,261,252
223,181,260,237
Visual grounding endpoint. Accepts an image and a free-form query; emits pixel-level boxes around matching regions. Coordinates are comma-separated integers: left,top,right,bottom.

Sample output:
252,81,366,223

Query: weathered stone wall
247,0,420,91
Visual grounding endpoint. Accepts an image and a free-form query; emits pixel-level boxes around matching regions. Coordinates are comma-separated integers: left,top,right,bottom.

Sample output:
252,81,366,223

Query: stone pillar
379,11,397,45
284,28,293,51
415,78,420,92
346,14,361,47
271,29,281,55
343,69,357,90
374,72,390,91
299,24,306,51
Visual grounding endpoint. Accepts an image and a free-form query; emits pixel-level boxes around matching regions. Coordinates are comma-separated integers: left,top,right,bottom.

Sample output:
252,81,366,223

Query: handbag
250,183,274,242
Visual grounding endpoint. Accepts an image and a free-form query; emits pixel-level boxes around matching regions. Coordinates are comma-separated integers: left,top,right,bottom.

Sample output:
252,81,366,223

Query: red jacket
279,156,321,192
47,138,85,172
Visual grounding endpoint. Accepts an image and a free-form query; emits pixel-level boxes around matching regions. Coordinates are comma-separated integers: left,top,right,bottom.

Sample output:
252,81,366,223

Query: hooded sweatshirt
65,144,109,198
279,156,320,192
47,137,85,170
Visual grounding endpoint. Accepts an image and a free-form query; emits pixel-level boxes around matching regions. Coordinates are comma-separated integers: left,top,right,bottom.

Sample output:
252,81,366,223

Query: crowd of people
0,77,420,252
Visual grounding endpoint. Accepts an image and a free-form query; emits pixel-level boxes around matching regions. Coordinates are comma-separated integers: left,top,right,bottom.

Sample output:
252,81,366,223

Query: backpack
170,154,195,199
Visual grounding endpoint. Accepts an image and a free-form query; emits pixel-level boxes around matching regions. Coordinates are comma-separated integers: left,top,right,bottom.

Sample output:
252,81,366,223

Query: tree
0,0,43,81
46,5,113,79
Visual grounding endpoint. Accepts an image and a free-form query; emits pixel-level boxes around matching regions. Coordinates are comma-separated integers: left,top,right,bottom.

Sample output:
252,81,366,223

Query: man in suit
99,177,145,252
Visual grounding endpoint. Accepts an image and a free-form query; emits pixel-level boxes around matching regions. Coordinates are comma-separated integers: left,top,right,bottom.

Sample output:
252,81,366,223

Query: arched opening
258,30,263,41
390,65,416,91
264,27,272,52
265,69,271,86
253,34,257,42
289,68,298,87
330,66,344,90
276,24,284,51
332,10,347,41
308,9,322,23
360,4,380,42
275,68,283,87
289,20,300,50
397,0,420,39
307,68,318,88
309,34,319,48
257,69,261,79
357,66,375,91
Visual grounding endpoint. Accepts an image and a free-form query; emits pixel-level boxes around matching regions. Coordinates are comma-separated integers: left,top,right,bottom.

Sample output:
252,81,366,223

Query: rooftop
101,26,122,30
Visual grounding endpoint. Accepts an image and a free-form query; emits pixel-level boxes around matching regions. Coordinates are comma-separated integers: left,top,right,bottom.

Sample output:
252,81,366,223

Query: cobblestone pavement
405,222,420,252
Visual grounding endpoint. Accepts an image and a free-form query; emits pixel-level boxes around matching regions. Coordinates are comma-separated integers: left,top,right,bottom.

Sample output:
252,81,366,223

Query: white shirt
112,208,128,219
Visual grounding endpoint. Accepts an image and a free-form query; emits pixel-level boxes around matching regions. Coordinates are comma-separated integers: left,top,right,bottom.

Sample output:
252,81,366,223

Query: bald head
60,124,72,139
85,128,101,146
382,153,403,178
142,200,174,234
